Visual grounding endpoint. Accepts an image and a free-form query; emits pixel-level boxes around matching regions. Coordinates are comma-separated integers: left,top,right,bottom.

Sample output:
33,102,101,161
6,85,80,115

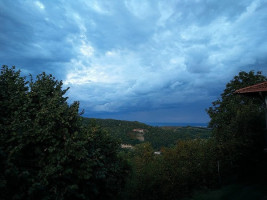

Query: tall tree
207,71,266,141
206,70,267,179
0,66,30,199
0,65,128,200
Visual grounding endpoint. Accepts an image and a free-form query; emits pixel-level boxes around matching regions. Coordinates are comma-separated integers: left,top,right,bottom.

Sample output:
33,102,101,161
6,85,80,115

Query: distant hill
146,122,208,127
82,118,211,149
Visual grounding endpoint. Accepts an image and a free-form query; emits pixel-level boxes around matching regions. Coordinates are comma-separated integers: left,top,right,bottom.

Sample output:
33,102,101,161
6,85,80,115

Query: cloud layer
1,0,267,123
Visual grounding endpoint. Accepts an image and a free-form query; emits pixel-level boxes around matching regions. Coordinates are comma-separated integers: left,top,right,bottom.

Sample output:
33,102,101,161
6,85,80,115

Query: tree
0,65,128,200
206,70,267,179
0,65,29,151
0,66,31,199
123,143,163,200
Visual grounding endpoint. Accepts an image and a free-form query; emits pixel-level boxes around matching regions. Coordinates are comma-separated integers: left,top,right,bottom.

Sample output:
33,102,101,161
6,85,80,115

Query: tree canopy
206,70,267,179
0,65,128,200
207,71,266,142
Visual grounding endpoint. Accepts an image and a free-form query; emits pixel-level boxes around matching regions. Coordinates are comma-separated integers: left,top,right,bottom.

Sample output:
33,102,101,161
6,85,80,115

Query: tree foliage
121,140,219,200
0,65,128,200
206,70,267,179
207,71,266,140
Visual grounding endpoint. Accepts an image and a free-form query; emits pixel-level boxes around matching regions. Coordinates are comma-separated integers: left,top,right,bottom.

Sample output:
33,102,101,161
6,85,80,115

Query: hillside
82,118,211,149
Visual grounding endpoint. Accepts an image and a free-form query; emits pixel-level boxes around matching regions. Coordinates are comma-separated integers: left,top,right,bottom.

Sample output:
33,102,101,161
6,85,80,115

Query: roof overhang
235,81,267,96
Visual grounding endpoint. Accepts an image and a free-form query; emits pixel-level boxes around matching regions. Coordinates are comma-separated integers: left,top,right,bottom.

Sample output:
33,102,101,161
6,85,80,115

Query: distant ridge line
83,117,209,128
146,122,208,127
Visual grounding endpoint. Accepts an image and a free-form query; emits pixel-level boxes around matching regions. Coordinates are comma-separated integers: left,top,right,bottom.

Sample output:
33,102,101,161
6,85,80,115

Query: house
132,128,145,133
121,144,134,149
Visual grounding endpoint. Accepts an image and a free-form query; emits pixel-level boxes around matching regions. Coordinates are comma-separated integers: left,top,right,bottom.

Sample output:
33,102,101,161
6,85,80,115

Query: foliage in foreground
207,70,267,179
0,65,128,200
120,140,220,200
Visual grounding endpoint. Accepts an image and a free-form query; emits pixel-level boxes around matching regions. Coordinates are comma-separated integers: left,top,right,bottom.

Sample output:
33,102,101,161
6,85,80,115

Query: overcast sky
1,0,267,124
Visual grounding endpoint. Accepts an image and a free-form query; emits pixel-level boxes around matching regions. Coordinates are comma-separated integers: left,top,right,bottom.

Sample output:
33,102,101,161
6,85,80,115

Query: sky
1,0,267,124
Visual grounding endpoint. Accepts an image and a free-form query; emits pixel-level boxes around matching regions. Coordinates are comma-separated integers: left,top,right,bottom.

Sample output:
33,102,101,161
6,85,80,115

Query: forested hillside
82,118,211,149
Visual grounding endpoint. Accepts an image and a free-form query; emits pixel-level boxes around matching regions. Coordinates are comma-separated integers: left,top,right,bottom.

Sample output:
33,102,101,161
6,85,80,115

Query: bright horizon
1,0,267,123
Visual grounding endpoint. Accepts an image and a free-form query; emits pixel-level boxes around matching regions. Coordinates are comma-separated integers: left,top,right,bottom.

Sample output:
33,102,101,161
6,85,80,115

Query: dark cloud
1,0,267,123
0,1,79,77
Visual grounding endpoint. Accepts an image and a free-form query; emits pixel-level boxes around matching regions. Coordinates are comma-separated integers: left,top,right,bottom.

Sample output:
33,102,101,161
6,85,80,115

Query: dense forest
1,65,267,200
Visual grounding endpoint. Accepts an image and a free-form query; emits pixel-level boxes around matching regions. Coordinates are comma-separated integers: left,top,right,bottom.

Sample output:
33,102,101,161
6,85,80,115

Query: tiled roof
235,81,267,94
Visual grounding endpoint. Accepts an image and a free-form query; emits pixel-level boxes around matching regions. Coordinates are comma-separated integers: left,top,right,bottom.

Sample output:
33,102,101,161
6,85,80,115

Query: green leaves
207,70,266,139
123,139,220,200
206,70,267,180
0,65,128,200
